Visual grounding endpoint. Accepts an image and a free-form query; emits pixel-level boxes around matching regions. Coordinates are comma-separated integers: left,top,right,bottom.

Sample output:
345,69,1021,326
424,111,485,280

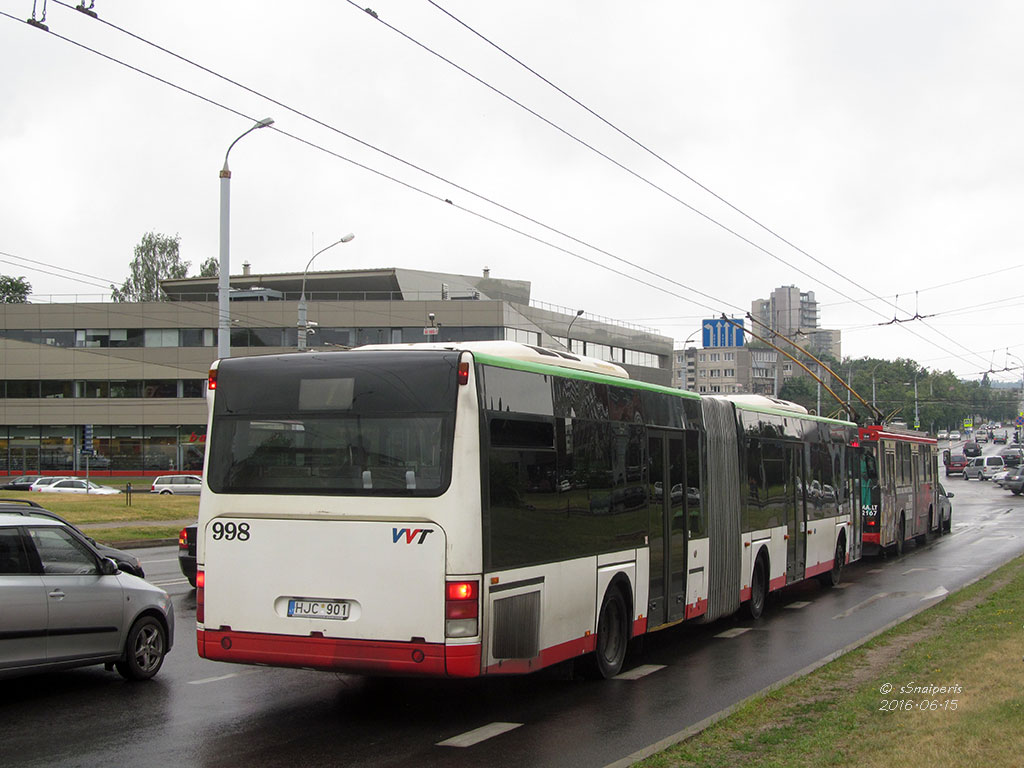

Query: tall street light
871,361,885,413
565,309,584,353
218,117,274,360
298,234,355,350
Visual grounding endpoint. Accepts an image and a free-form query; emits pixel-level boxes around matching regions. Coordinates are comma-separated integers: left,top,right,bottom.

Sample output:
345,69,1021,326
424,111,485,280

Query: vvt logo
392,527,434,544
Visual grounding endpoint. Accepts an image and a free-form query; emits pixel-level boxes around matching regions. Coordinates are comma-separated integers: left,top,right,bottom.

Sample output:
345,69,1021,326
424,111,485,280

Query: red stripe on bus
769,575,786,591
804,561,833,578
197,629,482,678
483,634,596,675
684,599,707,620
863,533,881,545
633,615,648,637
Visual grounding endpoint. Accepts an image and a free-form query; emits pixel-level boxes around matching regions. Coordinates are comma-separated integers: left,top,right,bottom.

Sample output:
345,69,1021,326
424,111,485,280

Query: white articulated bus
195,341,862,678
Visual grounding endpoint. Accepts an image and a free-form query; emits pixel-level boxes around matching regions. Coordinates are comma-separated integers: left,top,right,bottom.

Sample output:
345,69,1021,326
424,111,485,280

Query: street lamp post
298,234,355,350
218,117,274,360
565,309,584,354
870,361,884,412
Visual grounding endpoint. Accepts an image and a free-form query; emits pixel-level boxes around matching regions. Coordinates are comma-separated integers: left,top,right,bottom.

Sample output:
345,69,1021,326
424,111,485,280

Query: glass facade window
180,329,214,347
144,380,177,398
144,329,179,347
110,381,143,398
6,381,40,398
504,328,541,346
40,381,74,399
41,427,74,471
182,379,205,398
249,328,284,347
81,381,110,398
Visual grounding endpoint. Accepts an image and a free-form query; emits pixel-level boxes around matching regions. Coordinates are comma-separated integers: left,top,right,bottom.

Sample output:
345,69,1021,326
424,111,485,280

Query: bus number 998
211,521,250,541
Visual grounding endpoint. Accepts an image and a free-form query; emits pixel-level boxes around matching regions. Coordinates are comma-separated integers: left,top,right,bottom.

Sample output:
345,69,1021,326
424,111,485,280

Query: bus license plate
288,599,350,620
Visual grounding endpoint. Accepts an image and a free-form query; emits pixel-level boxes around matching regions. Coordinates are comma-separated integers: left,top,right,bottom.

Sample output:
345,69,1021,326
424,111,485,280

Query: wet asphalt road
2,472,1021,768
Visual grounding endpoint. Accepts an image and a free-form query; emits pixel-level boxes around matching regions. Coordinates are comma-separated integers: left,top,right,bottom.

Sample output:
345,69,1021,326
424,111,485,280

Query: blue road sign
702,318,745,348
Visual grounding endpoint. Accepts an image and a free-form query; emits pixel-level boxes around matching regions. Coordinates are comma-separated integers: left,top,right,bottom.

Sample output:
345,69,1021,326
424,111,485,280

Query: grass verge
636,554,1024,768
0,489,197,524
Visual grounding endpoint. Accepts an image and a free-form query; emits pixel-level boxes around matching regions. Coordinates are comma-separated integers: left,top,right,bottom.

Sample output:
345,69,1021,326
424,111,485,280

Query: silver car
150,474,203,496
0,513,174,680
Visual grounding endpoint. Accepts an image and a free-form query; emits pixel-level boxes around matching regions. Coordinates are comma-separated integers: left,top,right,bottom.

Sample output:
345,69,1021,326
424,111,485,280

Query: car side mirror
100,557,119,576
946,492,954,499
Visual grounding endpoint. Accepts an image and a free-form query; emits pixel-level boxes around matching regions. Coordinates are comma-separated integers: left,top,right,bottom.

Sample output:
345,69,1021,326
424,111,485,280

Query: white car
27,476,71,492
37,478,121,495
937,430,949,440
992,468,1011,487
949,431,962,442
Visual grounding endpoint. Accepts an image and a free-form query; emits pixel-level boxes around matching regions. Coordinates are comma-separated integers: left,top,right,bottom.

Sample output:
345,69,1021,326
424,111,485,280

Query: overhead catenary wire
1,6,1001,378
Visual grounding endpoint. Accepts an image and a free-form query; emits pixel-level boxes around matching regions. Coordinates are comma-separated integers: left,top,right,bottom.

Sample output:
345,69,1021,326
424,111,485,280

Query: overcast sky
1,1,1022,381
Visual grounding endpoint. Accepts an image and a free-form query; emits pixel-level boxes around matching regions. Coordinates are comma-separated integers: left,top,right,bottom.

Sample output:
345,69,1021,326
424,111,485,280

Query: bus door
788,444,805,583
912,451,924,536
647,430,687,627
847,448,863,561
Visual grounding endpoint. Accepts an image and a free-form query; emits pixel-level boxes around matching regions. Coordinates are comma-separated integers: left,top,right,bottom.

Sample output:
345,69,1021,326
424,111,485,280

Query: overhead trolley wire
3,6,999,376
412,1,1001,373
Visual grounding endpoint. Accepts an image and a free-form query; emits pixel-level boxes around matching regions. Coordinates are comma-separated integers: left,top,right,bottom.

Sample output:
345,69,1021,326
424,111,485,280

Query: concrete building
0,267,671,475
750,285,840,360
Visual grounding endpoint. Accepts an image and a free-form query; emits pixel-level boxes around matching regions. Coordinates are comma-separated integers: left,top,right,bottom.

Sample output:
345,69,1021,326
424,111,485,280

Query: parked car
949,431,962,442
962,441,983,458
1,476,42,491
945,453,968,476
0,498,145,577
937,482,953,532
1003,467,1024,495
151,474,203,495
37,478,121,495
27,476,71,492
999,447,1024,467
964,455,1005,480
178,523,197,588
0,512,173,680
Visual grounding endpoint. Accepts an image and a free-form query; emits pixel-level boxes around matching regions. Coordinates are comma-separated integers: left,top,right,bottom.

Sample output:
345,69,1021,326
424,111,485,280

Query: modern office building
0,266,672,475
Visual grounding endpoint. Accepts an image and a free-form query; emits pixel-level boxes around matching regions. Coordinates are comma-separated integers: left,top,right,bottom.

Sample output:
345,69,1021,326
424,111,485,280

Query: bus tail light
208,367,218,390
457,361,470,386
196,569,205,623
445,580,478,638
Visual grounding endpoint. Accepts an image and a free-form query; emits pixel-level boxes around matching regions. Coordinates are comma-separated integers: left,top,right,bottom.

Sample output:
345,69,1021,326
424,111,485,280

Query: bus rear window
207,351,459,495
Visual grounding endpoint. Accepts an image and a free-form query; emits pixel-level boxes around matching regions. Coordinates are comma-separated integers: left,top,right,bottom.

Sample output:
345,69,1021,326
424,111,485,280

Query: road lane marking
715,628,750,639
152,578,190,587
785,601,811,610
143,558,179,564
901,567,935,575
437,722,522,747
189,673,240,685
835,583,853,589
833,592,888,620
867,569,883,573
921,586,949,601
615,664,665,680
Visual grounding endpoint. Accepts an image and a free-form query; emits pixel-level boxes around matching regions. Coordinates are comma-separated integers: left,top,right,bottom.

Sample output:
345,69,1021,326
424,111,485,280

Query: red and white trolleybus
195,341,864,679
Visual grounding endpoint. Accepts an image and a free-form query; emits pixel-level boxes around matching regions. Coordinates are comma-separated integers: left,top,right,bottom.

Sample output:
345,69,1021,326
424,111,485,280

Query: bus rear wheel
592,587,629,679
819,537,844,588
746,554,768,619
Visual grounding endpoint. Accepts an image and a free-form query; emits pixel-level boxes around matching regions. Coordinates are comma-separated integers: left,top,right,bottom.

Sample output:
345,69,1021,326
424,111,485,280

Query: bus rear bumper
862,531,882,556
197,629,481,677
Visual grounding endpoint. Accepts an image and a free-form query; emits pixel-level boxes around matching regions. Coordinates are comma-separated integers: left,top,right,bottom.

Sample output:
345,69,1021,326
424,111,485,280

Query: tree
198,256,219,278
110,232,188,302
0,275,31,303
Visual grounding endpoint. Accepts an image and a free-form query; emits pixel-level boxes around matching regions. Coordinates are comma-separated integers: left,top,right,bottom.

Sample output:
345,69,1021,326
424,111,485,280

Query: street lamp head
255,117,275,129
575,309,584,317
340,233,355,243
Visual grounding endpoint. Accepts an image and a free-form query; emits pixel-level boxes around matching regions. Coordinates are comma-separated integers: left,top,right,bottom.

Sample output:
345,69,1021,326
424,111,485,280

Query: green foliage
110,232,188,302
0,274,31,303
198,256,219,277
778,376,817,411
